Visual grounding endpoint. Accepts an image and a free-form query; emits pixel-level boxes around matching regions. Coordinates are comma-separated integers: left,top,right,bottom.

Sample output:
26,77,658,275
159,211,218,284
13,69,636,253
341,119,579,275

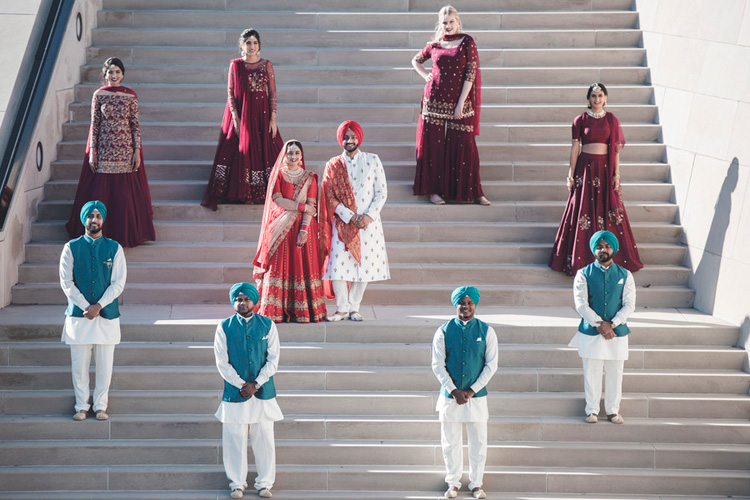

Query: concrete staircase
2,0,748,498
13,0,694,308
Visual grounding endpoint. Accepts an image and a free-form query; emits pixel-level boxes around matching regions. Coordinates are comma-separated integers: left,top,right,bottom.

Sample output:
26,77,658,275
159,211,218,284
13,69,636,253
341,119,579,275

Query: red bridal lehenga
253,142,326,323
413,34,483,201
548,111,644,275
65,86,155,247
202,58,284,209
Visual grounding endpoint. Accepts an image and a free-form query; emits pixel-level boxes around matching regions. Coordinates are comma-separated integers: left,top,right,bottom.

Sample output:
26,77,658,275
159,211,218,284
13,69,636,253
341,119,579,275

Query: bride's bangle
297,203,305,212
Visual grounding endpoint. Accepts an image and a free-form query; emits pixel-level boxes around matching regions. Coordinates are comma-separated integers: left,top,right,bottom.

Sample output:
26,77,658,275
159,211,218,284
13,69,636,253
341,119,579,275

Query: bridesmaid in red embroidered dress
253,140,326,323
549,83,643,275
412,5,489,206
202,28,284,210
65,57,155,247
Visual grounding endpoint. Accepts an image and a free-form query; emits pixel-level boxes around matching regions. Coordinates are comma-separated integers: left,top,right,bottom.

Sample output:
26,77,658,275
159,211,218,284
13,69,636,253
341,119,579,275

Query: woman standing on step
66,57,156,247
202,28,284,210
252,140,326,323
548,82,643,275
412,5,489,206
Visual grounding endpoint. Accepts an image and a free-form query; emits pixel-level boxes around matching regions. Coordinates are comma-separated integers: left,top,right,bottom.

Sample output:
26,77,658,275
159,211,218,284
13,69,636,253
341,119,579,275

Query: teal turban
229,282,259,305
589,230,619,255
80,200,107,226
451,286,480,308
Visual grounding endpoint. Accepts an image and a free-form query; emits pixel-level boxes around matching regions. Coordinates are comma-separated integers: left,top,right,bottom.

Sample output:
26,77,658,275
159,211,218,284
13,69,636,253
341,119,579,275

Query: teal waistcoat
64,236,120,319
441,317,489,399
578,261,631,337
222,313,277,402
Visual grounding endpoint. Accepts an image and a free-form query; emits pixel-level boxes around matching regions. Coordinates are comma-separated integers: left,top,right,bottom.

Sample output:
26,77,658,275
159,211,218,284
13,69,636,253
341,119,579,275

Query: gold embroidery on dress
597,216,605,231
422,97,475,120
578,214,591,230
608,208,624,225
422,115,445,126
446,122,474,133
465,61,478,82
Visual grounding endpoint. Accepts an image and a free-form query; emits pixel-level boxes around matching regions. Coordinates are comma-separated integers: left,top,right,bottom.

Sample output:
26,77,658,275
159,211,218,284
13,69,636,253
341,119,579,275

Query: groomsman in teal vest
59,200,126,421
431,286,498,500
214,282,282,499
571,230,635,424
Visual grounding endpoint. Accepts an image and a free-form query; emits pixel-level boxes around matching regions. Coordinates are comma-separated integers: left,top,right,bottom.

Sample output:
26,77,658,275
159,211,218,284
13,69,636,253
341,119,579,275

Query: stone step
83,47,645,69
49,158,671,183
10,279,696,307
35,199,680,224
17,261,690,287
100,0,636,12
61,121,662,144
1,464,749,495
3,413,748,445
74,82,656,105
67,100,658,124
2,389,749,418
96,11,638,31
21,236,683,266
55,140,665,164
28,220,686,263
90,28,643,50
2,364,746,394
0,306,734,346
5,341,745,370
4,437,749,471
41,178,673,204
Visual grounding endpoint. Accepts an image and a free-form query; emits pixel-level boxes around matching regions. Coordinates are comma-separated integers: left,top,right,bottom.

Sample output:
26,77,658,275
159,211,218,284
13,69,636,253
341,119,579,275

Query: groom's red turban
336,120,364,147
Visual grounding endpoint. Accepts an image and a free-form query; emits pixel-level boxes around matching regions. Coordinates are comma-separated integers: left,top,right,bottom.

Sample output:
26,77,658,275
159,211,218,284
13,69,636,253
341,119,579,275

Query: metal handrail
0,0,75,231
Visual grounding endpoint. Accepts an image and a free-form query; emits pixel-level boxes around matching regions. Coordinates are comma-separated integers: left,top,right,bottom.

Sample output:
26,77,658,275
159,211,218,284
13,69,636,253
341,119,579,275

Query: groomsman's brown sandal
607,413,624,424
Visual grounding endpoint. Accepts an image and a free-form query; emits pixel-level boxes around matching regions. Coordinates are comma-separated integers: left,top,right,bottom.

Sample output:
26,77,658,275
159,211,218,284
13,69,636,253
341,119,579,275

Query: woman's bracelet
297,203,305,212
566,176,574,183
613,173,621,179
299,229,307,234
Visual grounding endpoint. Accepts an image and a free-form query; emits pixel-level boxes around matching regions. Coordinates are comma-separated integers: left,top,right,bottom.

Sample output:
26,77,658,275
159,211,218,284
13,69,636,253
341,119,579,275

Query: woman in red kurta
412,6,489,206
66,57,155,248
202,29,284,209
549,82,643,275
253,140,326,323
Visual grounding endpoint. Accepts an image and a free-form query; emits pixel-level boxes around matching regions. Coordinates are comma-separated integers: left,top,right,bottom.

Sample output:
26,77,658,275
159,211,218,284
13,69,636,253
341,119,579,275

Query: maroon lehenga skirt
414,115,484,201
65,155,155,248
548,152,643,275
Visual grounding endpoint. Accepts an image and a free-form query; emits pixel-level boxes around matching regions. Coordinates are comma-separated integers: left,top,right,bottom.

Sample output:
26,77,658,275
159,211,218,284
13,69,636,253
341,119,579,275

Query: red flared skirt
254,219,327,323
549,152,643,275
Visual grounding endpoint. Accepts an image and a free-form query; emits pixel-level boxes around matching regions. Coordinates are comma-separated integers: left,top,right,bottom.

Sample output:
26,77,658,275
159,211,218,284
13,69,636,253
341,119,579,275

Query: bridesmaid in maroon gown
65,57,155,248
202,28,284,210
549,83,643,275
412,5,489,206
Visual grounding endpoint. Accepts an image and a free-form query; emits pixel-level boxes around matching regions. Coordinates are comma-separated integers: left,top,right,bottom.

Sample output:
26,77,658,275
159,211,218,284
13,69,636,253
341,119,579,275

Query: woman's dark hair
586,82,608,108
286,141,303,155
586,82,608,100
101,57,125,83
238,28,261,54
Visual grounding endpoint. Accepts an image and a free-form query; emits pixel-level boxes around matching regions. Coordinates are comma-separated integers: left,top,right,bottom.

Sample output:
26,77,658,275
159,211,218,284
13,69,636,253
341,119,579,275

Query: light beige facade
637,0,750,352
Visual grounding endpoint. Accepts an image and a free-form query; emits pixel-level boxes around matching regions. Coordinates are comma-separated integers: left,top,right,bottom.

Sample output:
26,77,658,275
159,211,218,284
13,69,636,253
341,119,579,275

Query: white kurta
214,314,283,424
431,322,499,422
322,150,390,282
569,265,636,361
59,237,126,345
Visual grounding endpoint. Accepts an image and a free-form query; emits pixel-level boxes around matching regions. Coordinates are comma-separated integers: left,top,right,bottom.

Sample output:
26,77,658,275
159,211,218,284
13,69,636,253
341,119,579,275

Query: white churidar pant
69,344,115,412
222,420,276,491
582,357,624,415
440,420,487,490
332,280,367,313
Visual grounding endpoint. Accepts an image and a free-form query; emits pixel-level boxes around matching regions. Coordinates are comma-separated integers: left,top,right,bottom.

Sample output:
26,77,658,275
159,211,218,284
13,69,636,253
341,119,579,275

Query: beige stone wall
636,0,750,350
0,0,101,307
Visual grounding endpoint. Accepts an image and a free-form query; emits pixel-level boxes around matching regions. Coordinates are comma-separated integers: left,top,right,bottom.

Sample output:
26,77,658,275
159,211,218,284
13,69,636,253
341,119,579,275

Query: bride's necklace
283,166,304,178
586,108,606,119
